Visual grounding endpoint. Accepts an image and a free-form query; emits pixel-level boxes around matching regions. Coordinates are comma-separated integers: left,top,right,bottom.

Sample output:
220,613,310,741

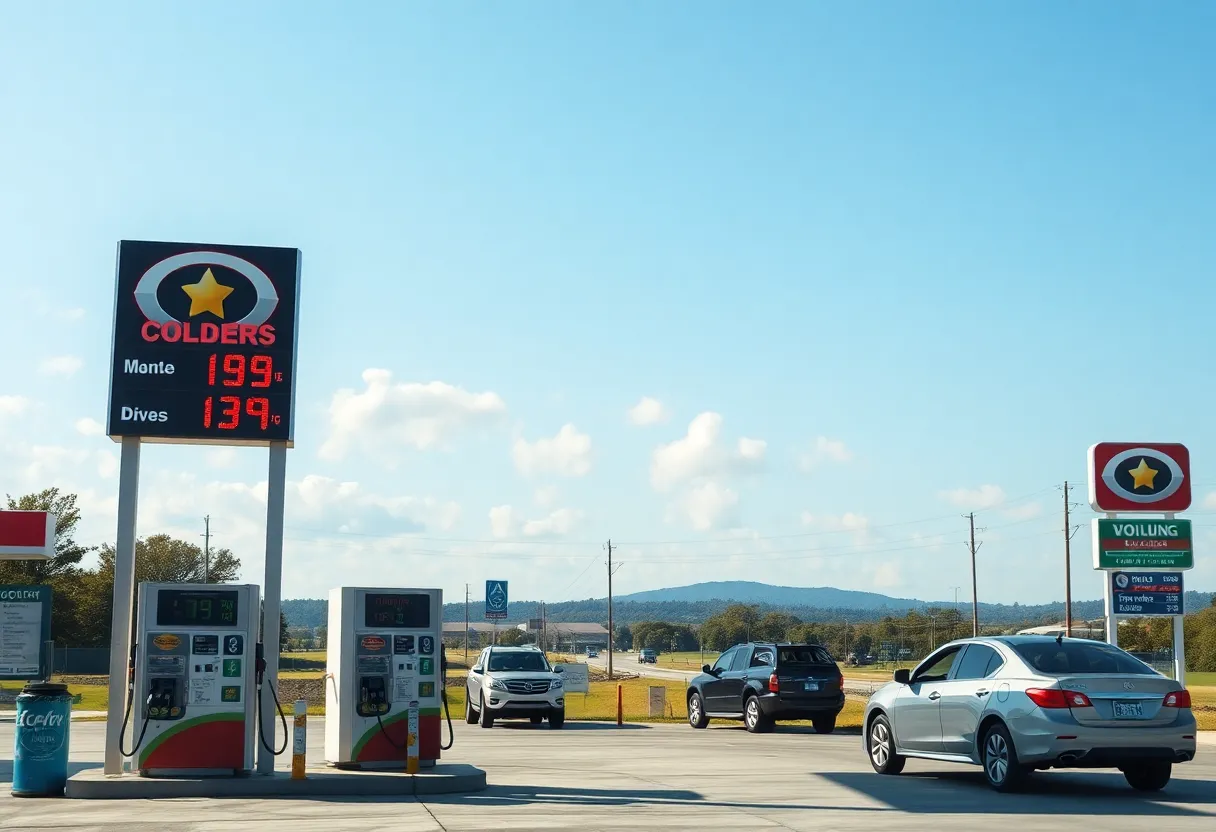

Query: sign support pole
1173,615,1186,687
103,437,141,775
257,441,287,775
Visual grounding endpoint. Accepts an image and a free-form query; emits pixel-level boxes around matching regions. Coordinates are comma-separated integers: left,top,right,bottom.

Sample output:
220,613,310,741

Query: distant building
524,622,610,652
1016,621,1106,639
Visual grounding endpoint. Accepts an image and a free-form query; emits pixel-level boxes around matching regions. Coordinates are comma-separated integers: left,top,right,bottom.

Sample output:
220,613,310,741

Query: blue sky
2,3,1214,608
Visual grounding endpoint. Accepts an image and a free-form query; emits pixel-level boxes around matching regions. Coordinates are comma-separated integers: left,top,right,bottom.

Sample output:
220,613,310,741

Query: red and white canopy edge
0,510,57,560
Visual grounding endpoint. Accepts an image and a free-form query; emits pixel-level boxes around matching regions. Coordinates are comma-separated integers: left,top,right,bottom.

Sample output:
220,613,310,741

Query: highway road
2,719,1212,830
587,651,886,694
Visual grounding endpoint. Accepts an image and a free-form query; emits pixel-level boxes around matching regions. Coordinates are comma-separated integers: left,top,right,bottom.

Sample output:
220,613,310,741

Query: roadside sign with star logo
1087,442,1191,513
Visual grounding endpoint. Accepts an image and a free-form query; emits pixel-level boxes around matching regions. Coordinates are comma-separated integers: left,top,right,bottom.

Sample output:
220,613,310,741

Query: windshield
1011,641,1158,676
779,646,834,665
488,651,550,673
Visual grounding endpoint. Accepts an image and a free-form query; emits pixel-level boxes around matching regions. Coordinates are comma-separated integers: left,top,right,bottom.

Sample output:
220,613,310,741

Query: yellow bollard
291,699,307,779
406,700,419,774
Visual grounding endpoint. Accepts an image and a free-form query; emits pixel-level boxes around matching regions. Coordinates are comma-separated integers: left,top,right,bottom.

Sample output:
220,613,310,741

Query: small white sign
555,663,589,693
394,675,415,703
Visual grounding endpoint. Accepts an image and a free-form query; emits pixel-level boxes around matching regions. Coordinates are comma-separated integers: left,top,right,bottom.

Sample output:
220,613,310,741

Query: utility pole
606,539,619,679
1063,482,1073,638
202,515,211,583
967,513,982,637
464,583,469,664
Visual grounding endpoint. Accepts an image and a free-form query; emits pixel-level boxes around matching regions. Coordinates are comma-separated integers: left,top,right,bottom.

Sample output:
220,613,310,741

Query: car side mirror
894,669,911,685
554,666,564,673
472,666,483,675
701,664,713,674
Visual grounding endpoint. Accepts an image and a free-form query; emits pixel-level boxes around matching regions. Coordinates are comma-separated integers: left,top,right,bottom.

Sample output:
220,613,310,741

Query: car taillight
768,673,779,693
1163,690,1191,708
1026,688,1092,709
837,676,844,690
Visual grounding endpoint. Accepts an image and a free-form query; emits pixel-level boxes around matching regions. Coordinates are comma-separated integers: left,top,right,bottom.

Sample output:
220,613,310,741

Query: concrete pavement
2,716,1213,830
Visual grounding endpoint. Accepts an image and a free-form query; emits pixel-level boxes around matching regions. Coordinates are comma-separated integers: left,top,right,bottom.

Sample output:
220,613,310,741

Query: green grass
2,679,109,712
1187,672,1216,687
655,651,718,669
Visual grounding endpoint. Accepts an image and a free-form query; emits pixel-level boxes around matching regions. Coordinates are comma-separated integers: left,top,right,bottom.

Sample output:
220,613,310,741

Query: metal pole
203,515,211,584
969,513,979,637
103,437,141,775
464,584,469,665
606,539,614,680
257,441,288,775
1103,567,1118,648
1063,482,1073,637
1173,615,1186,687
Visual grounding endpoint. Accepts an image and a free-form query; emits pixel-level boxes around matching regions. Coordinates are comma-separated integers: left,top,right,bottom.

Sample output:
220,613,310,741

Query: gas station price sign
156,588,241,628
107,240,301,446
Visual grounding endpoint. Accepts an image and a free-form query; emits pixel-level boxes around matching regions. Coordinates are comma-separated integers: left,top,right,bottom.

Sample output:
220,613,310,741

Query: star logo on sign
1127,458,1159,490
181,268,234,318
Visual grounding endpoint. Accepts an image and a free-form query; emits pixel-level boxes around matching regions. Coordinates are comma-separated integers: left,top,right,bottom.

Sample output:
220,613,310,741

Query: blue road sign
485,580,508,621
1111,571,1184,617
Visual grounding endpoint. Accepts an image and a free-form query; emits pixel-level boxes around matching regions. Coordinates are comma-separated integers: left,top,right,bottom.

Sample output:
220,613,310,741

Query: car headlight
489,679,508,691
551,678,563,689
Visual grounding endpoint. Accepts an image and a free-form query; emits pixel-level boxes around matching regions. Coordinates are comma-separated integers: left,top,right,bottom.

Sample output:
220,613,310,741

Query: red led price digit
245,397,270,430
250,355,272,388
203,396,213,428
223,354,246,387
218,395,241,429
208,355,217,386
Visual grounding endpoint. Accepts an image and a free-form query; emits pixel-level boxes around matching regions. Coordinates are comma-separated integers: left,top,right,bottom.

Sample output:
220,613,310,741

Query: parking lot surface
2,719,1213,830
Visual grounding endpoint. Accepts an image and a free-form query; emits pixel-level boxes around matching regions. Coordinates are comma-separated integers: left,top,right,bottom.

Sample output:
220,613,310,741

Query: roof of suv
486,645,543,653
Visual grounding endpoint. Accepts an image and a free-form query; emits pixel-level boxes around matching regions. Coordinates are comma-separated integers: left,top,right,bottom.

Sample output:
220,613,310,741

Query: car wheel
478,693,494,729
982,722,1028,792
744,695,773,733
465,693,478,725
549,709,565,729
1124,762,1171,792
867,714,905,775
812,715,836,735
688,692,710,729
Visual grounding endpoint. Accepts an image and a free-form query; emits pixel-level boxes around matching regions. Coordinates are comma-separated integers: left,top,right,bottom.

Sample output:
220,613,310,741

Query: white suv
465,646,566,729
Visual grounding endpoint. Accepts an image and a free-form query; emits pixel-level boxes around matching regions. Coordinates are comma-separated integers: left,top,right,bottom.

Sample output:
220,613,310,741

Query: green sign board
1092,518,1194,570
0,584,53,680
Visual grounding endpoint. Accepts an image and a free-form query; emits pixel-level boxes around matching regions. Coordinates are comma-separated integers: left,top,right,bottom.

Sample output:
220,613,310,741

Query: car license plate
804,681,819,692
1113,701,1143,719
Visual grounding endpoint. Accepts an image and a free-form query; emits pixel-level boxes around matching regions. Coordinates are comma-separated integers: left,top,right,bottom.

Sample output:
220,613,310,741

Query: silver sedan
862,635,1197,792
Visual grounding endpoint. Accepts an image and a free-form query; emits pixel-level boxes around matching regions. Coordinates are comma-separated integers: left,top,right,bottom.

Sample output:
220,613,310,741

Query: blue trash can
13,682,72,797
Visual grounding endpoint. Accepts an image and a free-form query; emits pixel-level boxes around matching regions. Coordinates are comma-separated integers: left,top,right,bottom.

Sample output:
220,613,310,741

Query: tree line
615,601,1216,672
1,488,285,650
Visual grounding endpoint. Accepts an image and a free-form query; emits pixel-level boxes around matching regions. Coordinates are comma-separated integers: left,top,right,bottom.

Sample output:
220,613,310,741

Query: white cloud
801,511,871,544
489,506,517,539
512,424,592,478
939,484,1006,509
96,451,118,479
1204,491,1216,510
534,486,560,508
799,436,853,471
290,475,460,533
39,355,83,377
627,397,669,426
320,370,506,461
522,508,585,538
1003,501,1043,521
0,396,31,417
75,417,105,436
650,412,765,492
207,448,238,469
670,481,740,531
872,562,902,589
489,504,584,538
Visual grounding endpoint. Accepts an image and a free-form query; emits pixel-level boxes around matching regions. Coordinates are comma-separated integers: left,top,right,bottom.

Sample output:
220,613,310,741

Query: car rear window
1011,641,1157,676
778,646,833,665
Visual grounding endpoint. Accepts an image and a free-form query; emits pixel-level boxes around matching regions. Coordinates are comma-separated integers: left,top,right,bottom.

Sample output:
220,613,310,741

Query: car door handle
976,689,990,698
928,692,941,701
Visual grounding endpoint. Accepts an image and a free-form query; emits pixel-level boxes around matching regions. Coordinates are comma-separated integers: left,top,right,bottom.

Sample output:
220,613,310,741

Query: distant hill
281,582,1214,631
617,581,923,610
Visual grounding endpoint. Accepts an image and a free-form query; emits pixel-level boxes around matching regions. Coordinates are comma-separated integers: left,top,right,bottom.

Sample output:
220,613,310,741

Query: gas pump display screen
364,593,430,628
156,589,240,627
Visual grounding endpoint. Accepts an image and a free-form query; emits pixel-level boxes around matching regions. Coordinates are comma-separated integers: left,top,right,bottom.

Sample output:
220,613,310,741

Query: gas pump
121,582,261,776
325,587,451,768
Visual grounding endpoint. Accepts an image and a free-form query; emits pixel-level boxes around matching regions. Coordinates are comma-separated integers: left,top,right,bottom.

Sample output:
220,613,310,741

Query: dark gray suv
686,643,845,734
